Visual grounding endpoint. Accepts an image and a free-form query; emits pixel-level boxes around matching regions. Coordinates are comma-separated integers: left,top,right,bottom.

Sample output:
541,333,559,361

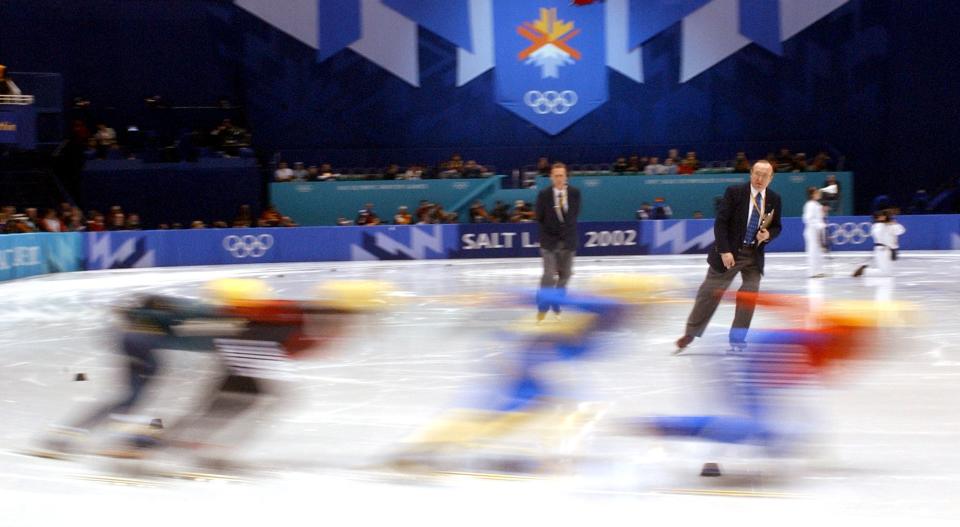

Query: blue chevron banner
493,1,607,134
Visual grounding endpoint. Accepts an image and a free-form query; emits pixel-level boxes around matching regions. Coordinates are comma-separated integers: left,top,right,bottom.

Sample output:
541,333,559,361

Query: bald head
750,160,774,191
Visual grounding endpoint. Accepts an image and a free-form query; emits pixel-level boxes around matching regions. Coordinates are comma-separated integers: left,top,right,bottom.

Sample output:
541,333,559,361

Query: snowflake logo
518,8,581,79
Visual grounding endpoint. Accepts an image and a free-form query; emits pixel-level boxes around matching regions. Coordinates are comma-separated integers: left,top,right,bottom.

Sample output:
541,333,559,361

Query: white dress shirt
553,186,569,221
746,186,767,228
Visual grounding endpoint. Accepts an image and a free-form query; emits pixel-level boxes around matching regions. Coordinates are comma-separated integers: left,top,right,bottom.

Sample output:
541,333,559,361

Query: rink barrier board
78,215,960,271
0,232,83,281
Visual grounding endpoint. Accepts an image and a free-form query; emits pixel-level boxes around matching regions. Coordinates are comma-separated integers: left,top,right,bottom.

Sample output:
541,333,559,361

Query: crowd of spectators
76,116,252,162
336,198,541,226
0,202,300,233
274,153,493,182
0,203,138,234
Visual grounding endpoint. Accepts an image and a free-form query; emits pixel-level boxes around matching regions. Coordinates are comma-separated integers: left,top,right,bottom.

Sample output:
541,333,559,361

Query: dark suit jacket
707,183,782,274
536,185,581,251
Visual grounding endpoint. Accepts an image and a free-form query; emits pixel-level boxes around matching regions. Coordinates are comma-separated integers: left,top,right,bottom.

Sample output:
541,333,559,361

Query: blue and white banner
493,1,607,134
0,233,82,282
79,216,960,271
83,225,459,270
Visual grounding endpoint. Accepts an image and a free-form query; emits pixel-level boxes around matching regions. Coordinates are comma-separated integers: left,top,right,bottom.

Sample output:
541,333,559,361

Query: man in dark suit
535,162,581,321
676,160,782,352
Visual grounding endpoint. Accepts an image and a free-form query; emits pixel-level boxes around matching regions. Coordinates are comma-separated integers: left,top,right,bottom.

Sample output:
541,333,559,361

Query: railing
0,94,35,105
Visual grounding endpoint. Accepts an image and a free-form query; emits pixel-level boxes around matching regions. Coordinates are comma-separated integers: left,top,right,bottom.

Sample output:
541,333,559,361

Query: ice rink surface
1,252,959,526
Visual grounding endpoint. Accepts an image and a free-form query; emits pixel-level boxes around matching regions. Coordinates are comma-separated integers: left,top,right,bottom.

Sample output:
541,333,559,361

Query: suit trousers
539,241,575,313
685,246,762,343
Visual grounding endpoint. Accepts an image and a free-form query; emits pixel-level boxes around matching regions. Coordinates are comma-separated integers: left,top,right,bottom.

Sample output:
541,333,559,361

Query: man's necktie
744,193,762,244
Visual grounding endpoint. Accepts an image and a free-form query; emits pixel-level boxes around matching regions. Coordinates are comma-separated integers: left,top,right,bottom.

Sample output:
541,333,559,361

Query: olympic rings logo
222,234,274,258
826,222,872,246
524,90,578,115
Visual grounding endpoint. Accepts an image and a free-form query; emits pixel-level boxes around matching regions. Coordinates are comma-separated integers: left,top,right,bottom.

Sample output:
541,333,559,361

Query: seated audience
510,199,535,223
733,152,750,173
394,206,413,225
274,161,294,182
612,157,629,173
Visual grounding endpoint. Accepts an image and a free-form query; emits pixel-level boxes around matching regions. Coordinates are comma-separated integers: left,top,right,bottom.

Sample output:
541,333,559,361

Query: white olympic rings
524,90,578,115
223,234,274,258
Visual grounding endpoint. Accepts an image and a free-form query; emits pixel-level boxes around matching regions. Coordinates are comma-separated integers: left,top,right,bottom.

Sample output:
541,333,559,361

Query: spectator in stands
652,197,673,219
678,151,700,174
319,163,337,181
435,204,458,224
644,157,665,175
24,208,40,231
394,206,413,225
0,65,21,95
400,164,423,180
662,157,679,174
87,212,106,232
693,210,705,219
126,213,142,230
4,214,34,233
821,174,841,214
108,212,126,231
40,209,64,232
233,204,254,227
636,202,652,220
536,157,551,176
469,200,491,223
336,217,353,226
66,210,86,232
0,206,12,232
383,164,402,180
510,199,535,223
212,221,229,229
280,216,298,227
274,161,294,182
307,165,320,180
462,160,485,178
612,157,629,173
95,123,117,148
292,162,309,181
666,148,680,165
260,205,283,227
810,151,832,171
355,203,381,226
792,152,808,172
627,155,642,172
191,220,206,229
209,118,248,155
776,148,793,172
438,153,465,178
491,200,510,223
733,152,751,173
415,200,433,221
58,202,73,222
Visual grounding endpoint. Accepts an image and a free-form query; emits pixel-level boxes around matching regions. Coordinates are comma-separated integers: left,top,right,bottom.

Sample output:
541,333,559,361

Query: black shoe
852,265,867,277
700,462,722,477
673,335,694,354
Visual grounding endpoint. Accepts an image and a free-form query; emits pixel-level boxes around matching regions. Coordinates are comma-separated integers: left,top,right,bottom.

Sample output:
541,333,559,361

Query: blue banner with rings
78,215,960,271
493,1,607,135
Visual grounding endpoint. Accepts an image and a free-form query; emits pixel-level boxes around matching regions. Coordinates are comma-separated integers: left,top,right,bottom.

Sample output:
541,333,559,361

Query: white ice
1,253,958,526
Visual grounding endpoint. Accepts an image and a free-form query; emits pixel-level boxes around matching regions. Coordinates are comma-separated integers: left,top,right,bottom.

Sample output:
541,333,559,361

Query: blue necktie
744,193,762,244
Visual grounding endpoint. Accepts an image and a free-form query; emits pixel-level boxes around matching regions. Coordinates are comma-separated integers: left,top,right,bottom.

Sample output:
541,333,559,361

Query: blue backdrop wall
2,0,959,212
